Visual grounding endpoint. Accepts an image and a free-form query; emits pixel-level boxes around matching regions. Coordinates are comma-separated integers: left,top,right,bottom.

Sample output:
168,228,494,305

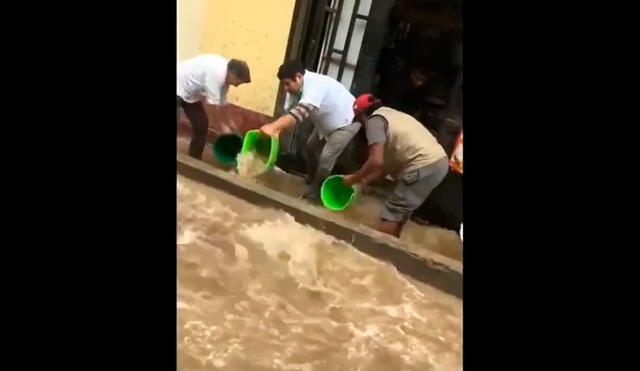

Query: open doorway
372,0,462,153
366,0,463,232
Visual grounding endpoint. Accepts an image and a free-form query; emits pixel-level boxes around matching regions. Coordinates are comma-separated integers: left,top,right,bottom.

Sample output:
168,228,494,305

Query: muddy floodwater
178,175,462,370
178,137,462,261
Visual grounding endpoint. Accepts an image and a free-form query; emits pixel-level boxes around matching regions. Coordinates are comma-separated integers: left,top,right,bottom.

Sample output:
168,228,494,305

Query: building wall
177,0,297,159
199,0,297,116
177,0,205,62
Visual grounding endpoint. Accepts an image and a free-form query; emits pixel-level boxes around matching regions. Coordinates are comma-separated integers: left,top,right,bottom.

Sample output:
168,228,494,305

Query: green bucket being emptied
213,133,243,165
240,130,279,172
320,175,357,211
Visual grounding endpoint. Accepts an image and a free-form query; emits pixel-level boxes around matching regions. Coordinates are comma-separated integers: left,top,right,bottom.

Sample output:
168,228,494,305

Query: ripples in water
177,176,462,370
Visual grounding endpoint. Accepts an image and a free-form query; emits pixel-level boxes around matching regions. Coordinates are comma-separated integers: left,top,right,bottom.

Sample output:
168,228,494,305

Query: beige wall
177,0,297,116
177,0,205,62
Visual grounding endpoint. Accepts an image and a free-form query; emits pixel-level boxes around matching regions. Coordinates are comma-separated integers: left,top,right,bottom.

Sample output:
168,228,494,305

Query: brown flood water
178,137,462,261
178,175,462,370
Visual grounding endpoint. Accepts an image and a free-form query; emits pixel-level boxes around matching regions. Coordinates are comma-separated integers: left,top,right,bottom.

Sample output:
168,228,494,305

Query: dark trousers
176,96,209,159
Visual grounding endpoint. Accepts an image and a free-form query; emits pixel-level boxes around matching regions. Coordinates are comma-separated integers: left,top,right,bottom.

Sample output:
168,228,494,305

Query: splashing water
237,151,268,178
178,175,462,371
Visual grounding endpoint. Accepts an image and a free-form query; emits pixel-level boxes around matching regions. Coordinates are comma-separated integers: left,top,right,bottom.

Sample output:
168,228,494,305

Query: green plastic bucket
240,130,279,171
320,175,357,211
213,133,243,165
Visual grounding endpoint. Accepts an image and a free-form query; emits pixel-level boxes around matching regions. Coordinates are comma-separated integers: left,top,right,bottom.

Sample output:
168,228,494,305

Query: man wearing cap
177,54,251,159
259,60,360,201
343,94,449,237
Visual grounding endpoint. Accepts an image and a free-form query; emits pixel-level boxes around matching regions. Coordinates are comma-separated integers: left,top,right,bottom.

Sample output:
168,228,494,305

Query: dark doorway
373,1,462,133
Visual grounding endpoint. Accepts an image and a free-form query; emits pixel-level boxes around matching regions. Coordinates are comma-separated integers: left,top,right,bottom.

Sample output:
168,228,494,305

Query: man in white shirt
260,60,360,201
177,54,251,159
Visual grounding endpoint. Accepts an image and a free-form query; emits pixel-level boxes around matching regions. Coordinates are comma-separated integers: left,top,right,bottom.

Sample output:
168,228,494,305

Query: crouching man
343,94,449,237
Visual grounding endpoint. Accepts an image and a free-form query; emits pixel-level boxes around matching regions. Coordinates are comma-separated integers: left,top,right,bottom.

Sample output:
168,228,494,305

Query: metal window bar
320,0,344,74
317,1,337,69
317,8,333,72
337,0,362,82
301,0,332,70
316,1,333,72
315,0,370,88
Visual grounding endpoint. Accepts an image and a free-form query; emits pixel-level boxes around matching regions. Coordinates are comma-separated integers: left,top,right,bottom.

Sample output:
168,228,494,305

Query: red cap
353,93,381,114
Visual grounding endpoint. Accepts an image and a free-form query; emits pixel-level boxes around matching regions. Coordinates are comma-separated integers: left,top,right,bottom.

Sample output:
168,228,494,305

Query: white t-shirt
177,54,229,105
284,70,355,139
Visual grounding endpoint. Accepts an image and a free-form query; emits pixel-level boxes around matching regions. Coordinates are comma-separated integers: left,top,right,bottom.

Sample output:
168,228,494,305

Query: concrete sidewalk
177,153,462,299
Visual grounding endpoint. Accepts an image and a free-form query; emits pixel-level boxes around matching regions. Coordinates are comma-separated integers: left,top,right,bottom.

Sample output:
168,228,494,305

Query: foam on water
237,151,268,178
178,175,462,371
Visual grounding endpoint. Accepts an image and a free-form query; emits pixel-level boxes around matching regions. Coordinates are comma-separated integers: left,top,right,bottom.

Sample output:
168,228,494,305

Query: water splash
237,151,268,178
177,176,461,370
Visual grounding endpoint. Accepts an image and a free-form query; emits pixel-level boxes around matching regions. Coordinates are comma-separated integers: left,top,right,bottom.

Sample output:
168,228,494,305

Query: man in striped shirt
260,60,360,201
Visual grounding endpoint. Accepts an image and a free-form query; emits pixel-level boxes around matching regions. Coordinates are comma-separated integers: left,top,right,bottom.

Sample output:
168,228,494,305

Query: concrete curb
177,153,462,299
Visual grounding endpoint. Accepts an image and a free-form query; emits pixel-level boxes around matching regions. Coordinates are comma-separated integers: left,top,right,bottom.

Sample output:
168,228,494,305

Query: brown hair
227,59,251,83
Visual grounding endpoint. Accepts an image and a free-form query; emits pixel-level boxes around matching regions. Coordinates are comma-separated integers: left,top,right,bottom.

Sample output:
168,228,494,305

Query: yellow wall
177,0,205,62
178,0,297,116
